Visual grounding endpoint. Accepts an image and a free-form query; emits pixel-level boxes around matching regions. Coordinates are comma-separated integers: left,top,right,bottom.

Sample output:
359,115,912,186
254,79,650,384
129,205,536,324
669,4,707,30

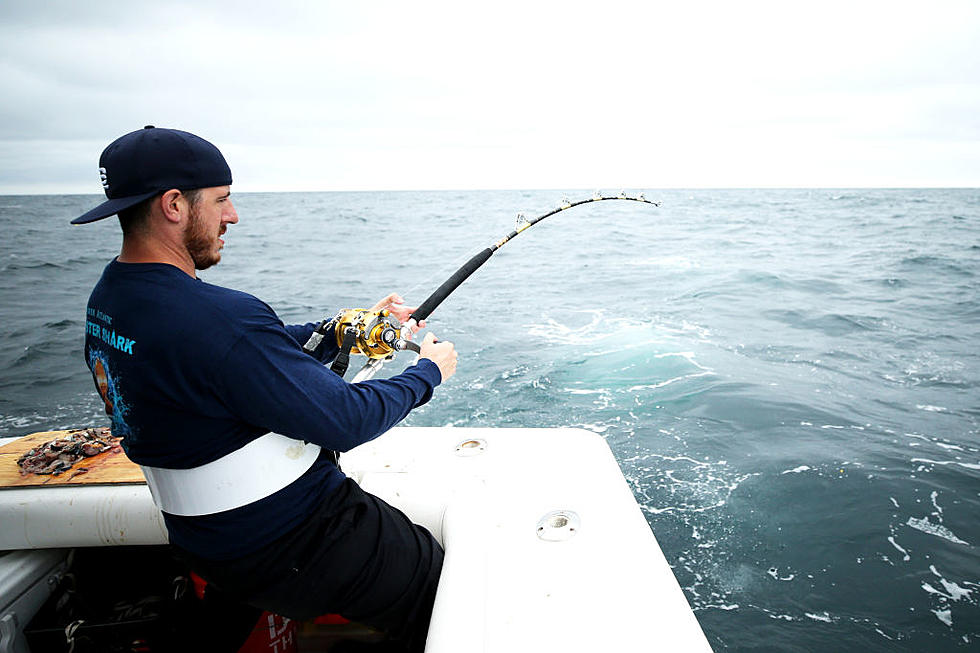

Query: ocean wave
896,353,974,389
911,457,980,471
626,255,701,269
900,255,974,277
764,309,889,337
780,465,811,474
829,193,867,202
10,344,61,366
873,277,910,289
2,260,67,272
523,309,712,347
44,318,78,330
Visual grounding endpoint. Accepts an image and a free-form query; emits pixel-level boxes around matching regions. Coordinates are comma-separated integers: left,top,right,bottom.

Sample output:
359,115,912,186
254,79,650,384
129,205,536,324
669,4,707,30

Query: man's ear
159,189,186,224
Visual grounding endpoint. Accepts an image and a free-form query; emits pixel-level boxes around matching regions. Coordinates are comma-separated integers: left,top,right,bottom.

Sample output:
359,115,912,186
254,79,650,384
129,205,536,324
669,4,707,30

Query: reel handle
395,339,421,354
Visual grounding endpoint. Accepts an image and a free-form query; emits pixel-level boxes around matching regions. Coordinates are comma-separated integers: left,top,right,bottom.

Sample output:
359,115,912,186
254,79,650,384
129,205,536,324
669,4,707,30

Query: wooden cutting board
0,428,146,488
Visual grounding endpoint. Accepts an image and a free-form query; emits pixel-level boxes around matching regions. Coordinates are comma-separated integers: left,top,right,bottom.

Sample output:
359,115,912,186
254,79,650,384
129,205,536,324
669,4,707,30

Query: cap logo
99,167,109,190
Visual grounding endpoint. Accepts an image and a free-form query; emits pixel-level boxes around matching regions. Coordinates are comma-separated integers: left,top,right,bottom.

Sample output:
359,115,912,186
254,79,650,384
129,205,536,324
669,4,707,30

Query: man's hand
419,332,457,383
369,292,426,334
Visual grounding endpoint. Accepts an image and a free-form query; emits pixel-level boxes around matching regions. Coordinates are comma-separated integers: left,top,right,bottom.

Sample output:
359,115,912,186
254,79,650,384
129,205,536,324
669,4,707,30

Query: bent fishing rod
303,191,660,381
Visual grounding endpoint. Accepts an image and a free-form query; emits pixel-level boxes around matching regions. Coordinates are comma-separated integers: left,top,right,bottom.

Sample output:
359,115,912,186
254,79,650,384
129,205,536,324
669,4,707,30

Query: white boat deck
0,427,711,651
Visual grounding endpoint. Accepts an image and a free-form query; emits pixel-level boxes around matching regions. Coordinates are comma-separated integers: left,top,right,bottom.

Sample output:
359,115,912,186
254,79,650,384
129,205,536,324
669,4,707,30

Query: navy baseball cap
71,126,232,225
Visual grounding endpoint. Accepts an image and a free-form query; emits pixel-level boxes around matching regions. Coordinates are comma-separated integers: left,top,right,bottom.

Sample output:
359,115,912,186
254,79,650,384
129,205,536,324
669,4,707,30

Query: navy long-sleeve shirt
83,259,441,559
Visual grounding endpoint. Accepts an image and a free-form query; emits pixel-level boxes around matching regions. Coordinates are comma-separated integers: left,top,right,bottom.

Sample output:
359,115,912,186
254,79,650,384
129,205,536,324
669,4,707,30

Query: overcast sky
1,1,977,193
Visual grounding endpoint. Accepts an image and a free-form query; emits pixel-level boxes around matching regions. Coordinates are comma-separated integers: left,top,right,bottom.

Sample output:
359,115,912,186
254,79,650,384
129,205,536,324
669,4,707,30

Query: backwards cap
71,125,232,225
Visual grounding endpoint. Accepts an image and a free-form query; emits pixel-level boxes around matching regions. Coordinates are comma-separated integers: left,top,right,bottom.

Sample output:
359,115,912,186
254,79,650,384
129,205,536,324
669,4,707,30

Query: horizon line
1,185,978,197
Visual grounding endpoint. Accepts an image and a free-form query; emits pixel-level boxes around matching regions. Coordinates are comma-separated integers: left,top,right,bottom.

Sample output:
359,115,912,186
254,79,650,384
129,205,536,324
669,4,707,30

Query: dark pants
176,477,443,652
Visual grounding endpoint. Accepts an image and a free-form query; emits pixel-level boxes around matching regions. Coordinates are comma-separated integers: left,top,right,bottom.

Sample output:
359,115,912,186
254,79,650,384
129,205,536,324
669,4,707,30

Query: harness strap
141,433,322,516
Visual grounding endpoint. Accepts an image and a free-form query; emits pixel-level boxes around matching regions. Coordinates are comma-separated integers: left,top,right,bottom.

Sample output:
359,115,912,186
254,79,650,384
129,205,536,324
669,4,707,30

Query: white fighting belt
140,433,322,516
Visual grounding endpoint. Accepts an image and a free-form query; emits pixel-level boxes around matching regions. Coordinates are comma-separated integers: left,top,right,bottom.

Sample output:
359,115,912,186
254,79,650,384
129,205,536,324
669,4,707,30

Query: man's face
184,186,238,270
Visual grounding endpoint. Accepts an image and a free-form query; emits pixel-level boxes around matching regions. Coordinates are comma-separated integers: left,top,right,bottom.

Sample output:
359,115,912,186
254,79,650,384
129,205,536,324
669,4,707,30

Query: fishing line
397,203,516,304
399,242,487,308
303,191,660,380
405,191,660,328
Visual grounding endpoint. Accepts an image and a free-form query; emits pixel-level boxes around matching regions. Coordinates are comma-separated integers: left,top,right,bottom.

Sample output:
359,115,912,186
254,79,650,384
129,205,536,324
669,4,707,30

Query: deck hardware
536,510,580,541
455,438,487,456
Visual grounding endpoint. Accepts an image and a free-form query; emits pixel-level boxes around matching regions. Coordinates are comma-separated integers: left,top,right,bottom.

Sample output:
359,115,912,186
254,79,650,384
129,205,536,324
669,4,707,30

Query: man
73,126,457,651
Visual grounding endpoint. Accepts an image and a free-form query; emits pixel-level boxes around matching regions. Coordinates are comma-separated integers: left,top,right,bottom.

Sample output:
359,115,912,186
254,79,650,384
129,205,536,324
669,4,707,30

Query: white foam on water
887,537,911,562
929,566,974,602
916,404,947,412
935,441,964,451
874,628,894,641
526,310,714,355
666,321,712,339
651,453,712,466
889,497,900,508
911,458,980,471
628,370,713,392
644,506,675,515
0,412,44,429
571,422,609,434
805,612,834,623
767,567,795,581
524,310,606,345
922,582,943,596
932,608,953,627
941,579,973,602
906,517,969,545
780,465,811,474
632,454,755,517
654,351,702,362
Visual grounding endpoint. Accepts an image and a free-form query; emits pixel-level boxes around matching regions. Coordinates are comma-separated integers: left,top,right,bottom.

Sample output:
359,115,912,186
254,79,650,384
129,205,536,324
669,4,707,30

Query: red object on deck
313,613,351,625
190,571,208,600
190,572,297,653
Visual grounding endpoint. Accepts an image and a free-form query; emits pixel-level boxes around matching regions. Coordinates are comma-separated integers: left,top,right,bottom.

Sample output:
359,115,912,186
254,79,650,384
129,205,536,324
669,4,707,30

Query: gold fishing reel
332,308,404,360
301,307,420,379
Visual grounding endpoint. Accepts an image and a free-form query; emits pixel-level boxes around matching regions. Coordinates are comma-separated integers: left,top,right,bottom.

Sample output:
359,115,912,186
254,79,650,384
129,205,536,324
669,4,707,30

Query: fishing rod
303,191,660,381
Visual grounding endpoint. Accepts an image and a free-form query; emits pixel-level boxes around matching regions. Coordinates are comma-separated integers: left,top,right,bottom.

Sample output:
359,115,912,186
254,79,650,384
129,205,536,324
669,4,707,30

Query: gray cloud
1,1,979,192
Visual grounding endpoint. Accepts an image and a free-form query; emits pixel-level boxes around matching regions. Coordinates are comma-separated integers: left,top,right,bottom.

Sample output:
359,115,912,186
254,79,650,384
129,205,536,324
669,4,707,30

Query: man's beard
184,208,221,270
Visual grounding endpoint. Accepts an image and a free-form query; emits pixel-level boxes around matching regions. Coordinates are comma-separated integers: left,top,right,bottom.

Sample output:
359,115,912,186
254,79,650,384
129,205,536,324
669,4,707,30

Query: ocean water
1,189,978,650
